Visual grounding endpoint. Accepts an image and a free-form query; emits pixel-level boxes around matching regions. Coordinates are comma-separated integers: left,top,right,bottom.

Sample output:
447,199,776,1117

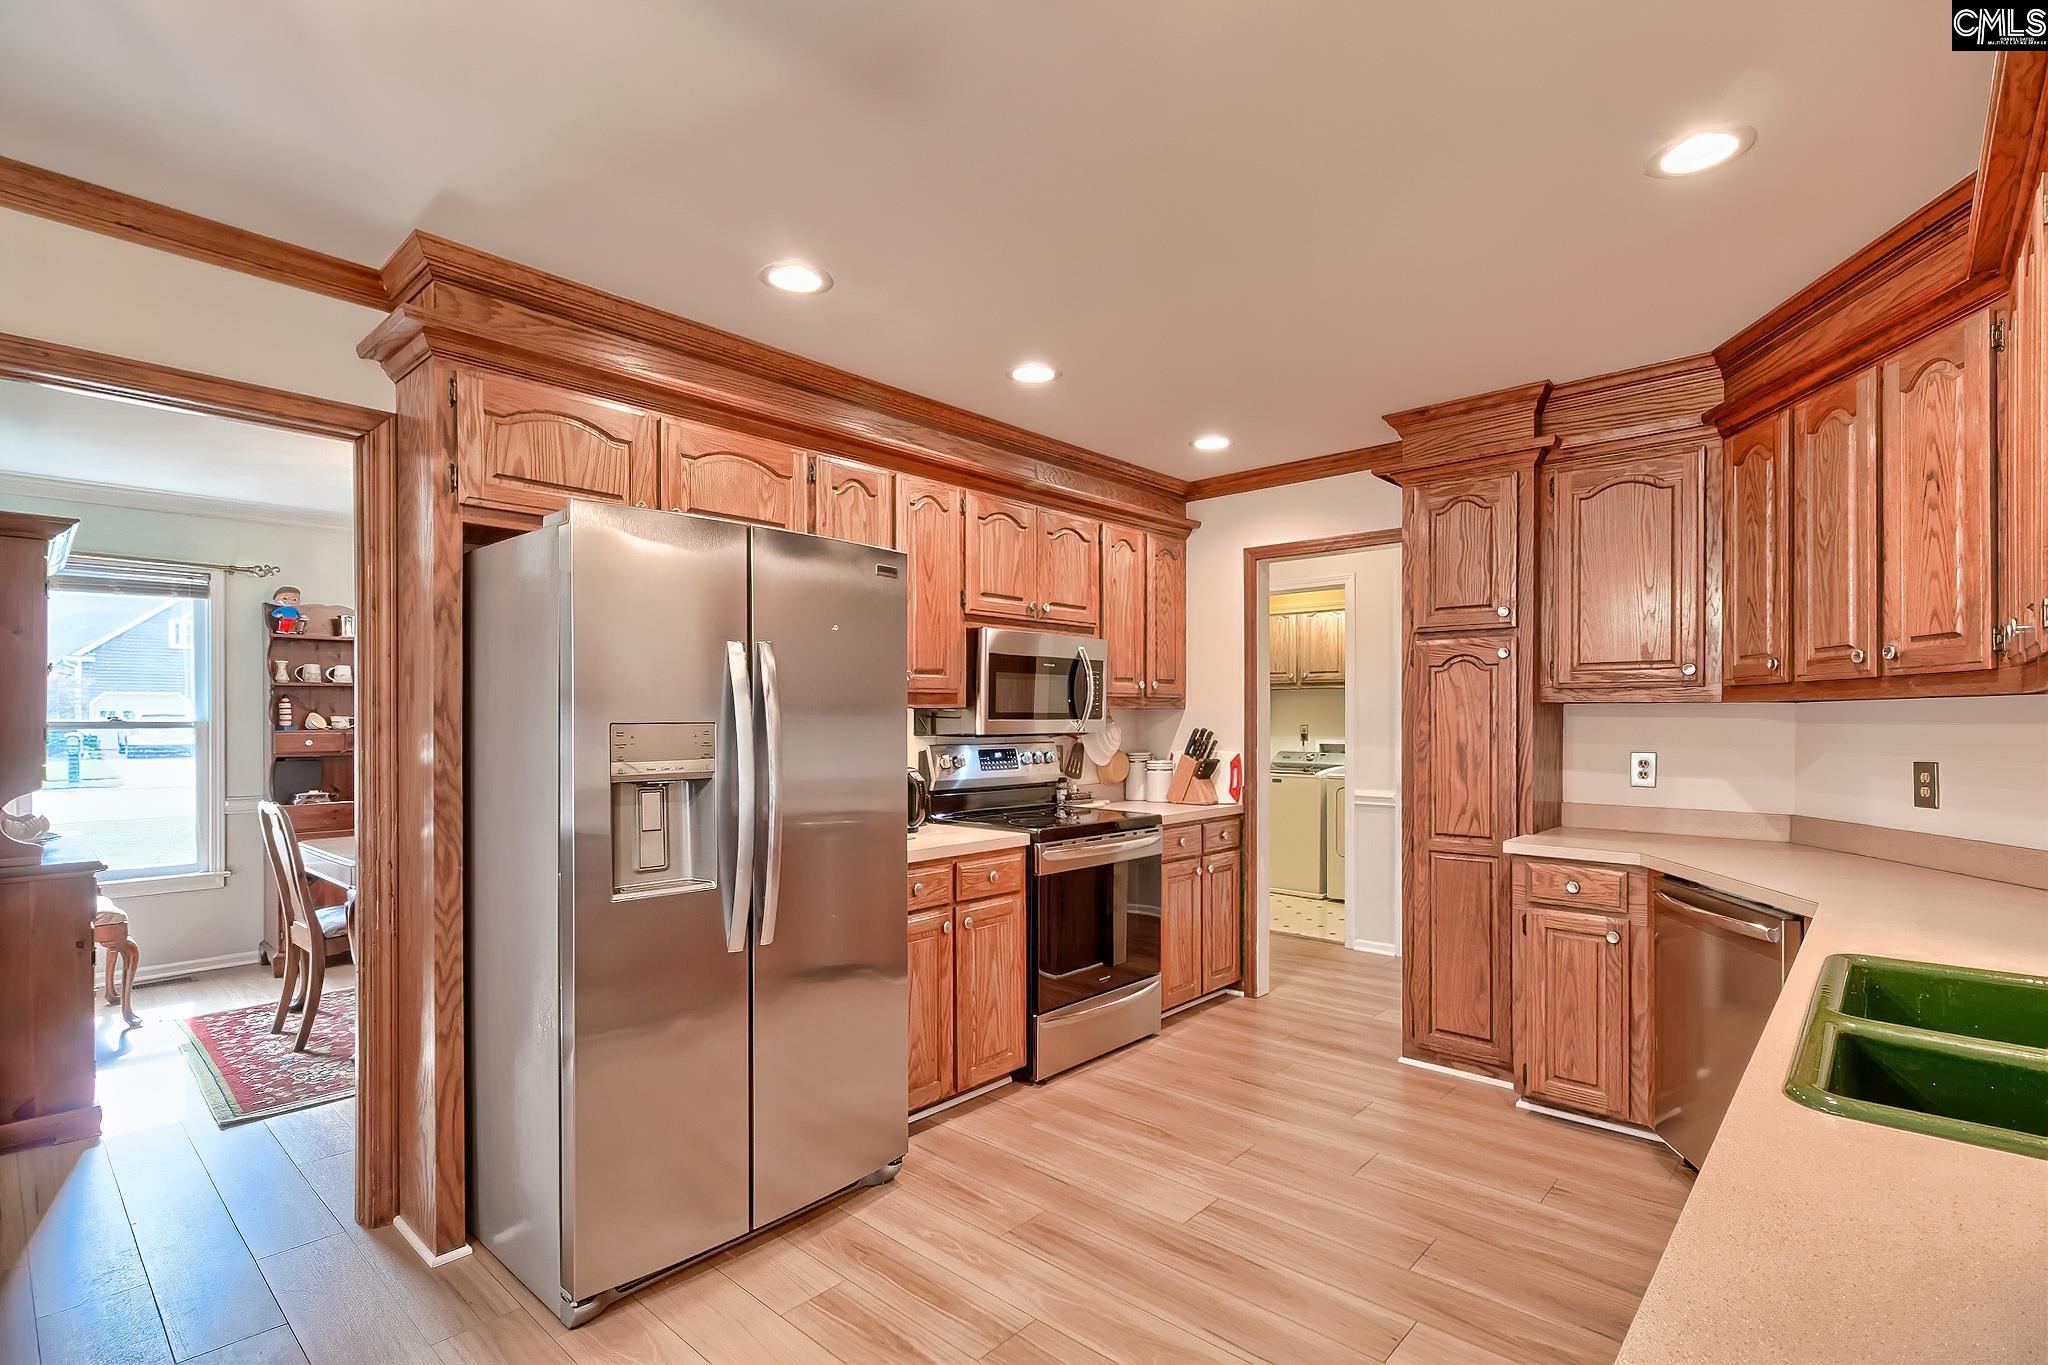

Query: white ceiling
0,2,1996,480
0,380,354,517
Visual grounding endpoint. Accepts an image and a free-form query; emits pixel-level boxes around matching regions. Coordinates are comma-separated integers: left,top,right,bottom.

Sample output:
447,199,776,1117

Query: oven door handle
1034,829,1163,873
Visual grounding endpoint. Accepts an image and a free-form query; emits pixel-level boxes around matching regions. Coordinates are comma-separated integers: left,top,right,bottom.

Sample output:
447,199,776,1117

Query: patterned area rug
180,989,356,1127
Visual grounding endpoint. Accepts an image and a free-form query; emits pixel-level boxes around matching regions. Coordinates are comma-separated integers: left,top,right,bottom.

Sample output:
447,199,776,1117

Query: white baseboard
393,1215,474,1268
1348,938,1399,957
1397,1054,1513,1089
1516,1098,1667,1145
132,951,263,986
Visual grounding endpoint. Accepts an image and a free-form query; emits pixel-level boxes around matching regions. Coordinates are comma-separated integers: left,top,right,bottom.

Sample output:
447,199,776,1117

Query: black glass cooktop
929,805,1161,843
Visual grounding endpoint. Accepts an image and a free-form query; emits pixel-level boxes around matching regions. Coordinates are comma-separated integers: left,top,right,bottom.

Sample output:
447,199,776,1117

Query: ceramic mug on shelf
294,662,323,683
330,715,353,730
271,659,291,683
325,664,353,685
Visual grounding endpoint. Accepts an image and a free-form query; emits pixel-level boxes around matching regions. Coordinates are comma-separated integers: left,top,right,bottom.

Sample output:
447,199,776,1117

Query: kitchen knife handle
757,640,785,947
724,641,755,954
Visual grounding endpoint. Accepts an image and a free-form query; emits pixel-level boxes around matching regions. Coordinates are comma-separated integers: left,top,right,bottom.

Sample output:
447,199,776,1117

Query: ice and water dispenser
608,721,717,897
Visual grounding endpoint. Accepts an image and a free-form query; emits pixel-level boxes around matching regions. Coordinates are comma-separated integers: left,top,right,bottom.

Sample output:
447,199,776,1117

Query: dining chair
257,800,356,1051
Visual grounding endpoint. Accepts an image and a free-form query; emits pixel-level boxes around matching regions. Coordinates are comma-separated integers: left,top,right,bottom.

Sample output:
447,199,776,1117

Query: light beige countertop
1086,799,1240,827
1502,828,2048,1364
906,824,1030,863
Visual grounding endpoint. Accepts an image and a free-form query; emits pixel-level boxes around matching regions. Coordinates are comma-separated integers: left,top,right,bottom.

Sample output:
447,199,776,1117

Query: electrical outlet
1914,761,1940,809
1630,752,1657,788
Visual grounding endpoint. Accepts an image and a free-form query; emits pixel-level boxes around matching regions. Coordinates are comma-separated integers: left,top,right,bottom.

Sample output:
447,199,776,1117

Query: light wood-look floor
4,937,1689,1364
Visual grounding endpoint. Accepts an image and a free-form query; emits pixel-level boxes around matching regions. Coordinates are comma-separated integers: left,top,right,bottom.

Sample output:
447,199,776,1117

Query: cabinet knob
1849,647,1866,664
1565,880,1581,894
986,869,998,882
1881,643,1899,661
942,919,951,934
1605,930,1620,946
1178,834,1191,847
303,738,314,748
1766,656,1780,671
1027,602,1038,615
1044,602,1055,613
1496,647,1510,660
1496,604,1511,619
962,914,974,929
912,881,925,895
634,501,647,508
1680,663,1697,677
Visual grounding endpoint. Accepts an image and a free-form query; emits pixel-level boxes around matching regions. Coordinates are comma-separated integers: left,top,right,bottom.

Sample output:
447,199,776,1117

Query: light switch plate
1630,752,1657,788
1914,761,1940,809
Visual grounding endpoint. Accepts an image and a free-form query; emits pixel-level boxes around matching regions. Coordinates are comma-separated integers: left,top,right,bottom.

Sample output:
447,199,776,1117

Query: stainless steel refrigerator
467,500,908,1327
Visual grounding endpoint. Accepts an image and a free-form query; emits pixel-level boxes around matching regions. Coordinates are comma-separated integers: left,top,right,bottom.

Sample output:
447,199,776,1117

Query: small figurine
276,696,296,730
266,586,305,635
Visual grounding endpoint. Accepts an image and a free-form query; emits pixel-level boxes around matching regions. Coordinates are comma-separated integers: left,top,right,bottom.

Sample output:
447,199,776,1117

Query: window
37,554,224,882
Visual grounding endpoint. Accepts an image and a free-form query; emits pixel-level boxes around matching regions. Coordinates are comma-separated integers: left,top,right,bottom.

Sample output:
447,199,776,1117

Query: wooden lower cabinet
905,850,1028,1111
1509,857,1651,1126
1200,848,1243,994
1162,817,1243,1010
1160,855,1204,1008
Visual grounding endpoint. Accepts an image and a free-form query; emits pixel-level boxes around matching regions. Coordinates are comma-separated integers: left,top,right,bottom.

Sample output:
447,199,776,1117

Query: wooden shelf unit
261,603,356,970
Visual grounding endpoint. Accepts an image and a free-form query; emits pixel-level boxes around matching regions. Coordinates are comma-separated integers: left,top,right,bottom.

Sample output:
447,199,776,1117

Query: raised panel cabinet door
1268,613,1300,686
1545,448,1705,690
1410,471,1519,631
906,906,956,1111
1200,849,1242,995
1518,905,1629,1119
964,492,1038,620
1100,523,1148,705
1791,370,1881,680
454,368,659,516
1881,309,1995,674
811,454,895,548
1298,610,1346,686
1144,534,1187,705
1722,413,1793,684
1411,637,1517,850
1159,855,1204,1009
1409,850,1511,1067
955,893,1028,1089
659,416,805,529
1037,510,1101,630
898,475,967,706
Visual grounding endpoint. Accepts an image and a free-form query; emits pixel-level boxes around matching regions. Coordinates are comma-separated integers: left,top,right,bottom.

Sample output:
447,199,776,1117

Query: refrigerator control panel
608,721,716,781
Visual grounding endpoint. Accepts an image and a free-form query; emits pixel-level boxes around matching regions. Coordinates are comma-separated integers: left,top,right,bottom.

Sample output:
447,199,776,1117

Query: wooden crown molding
1966,53,2048,279
379,232,1191,501
0,331,388,440
0,156,388,310
1540,353,1722,449
1379,381,1551,477
1184,440,1400,501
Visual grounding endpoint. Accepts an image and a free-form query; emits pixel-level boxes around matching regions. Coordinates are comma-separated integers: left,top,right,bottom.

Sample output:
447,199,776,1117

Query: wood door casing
1411,471,1518,632
1159,855,1204,1009
1144,533,1187,705
1268,613,1299,685
1722,412,1792,684
811,454,894,548
1518,905,1629,1119
898,475,966,706
955,893,1027,1089
454,368,658,517
2005,179,2048,664
1296,610,1346,686
1792,369,1881,680
1200,849,1242,995
1881,308,1995,674
906,906,955,1110
1545,448,1705,690
964,492,1038,621
659,416,804,529
1036,510,1101,629
1101,522,1147,705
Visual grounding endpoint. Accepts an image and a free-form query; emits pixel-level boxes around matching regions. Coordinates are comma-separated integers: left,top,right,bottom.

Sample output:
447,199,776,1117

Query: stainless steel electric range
924,739,1165,1080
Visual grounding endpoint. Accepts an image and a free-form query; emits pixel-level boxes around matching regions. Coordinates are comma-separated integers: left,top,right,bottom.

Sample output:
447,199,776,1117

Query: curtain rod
74,549,282,578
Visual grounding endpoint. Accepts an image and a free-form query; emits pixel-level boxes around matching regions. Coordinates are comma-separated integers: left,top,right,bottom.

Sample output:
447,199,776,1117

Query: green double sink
1784,955,2048,1160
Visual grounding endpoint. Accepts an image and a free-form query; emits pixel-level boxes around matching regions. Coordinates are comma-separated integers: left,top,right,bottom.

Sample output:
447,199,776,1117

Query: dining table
300,835,357,891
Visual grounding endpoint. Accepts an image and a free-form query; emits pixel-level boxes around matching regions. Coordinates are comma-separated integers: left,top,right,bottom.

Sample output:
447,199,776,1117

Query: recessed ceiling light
1009,361,1058,384
1647,127,1755,178
1192,434,1231,452
759,260,831,294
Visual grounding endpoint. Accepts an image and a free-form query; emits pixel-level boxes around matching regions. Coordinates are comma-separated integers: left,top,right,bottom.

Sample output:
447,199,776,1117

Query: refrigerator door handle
756,639,785,946
724,640,755,954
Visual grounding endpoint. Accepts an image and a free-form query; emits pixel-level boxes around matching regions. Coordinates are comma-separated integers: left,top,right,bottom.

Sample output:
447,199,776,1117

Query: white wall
1269,688,1344,751
1564,694,2048,850
9,483,355,971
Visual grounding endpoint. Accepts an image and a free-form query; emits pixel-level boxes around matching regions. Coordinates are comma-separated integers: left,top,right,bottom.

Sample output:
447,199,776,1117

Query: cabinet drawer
954,850,1026,899
1164,826,1204,862
1520,860,1627,911
276,731,352,756
1202,819,1241,853
907,862,954,910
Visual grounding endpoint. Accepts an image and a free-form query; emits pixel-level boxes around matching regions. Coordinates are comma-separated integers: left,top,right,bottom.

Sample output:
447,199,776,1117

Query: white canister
1123,753,1151,801
1142,757,1175,803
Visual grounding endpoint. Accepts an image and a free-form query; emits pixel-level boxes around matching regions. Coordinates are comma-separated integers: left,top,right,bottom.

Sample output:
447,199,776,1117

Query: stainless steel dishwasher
1653,879,1806,1168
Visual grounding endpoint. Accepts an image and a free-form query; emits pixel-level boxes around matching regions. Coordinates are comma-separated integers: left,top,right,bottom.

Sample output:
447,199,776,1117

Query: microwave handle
1072,644,1097,726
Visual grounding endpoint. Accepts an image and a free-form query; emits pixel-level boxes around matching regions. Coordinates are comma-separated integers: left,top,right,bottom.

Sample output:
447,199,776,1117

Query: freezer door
561,504,753,1300
748,527,909,1226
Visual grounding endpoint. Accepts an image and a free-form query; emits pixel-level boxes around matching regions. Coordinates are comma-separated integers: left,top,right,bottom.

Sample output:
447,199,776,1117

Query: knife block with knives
1169,727,1221,804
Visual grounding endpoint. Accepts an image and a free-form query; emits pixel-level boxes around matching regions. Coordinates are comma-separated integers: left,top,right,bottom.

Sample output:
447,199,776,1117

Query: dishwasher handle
1654,889,1784,943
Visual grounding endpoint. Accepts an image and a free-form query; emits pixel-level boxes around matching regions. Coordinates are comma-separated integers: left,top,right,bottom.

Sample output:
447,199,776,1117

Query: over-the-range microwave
929,628,1108,736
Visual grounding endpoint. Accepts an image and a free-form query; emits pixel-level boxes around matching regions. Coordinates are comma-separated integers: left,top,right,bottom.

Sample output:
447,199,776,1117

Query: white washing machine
1320,768,1346,902
1268,750,1328,896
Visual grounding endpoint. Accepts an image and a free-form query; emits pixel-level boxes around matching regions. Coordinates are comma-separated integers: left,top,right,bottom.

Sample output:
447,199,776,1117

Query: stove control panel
926,740,1063,791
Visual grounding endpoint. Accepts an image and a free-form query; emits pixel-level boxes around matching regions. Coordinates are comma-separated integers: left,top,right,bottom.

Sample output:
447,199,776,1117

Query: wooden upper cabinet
964,492,1038,621
955,892,1027,1090
1412,637,1517,850
1792,369,1881,680
1544,447,1705,692
453,368,658,517
2004,182,2048,665
905,906,955,1111
658,417,805,530
1269,613,1299,686
898,475,966,706
1100,523,1147,705
1411,471,1519,632
810,455,894,548
1296,610,1345,687
1517,904,1629,1120
1880,309,1994,674
1722,413,1792,685
1143,534,1187,706
1036,511,1101,630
